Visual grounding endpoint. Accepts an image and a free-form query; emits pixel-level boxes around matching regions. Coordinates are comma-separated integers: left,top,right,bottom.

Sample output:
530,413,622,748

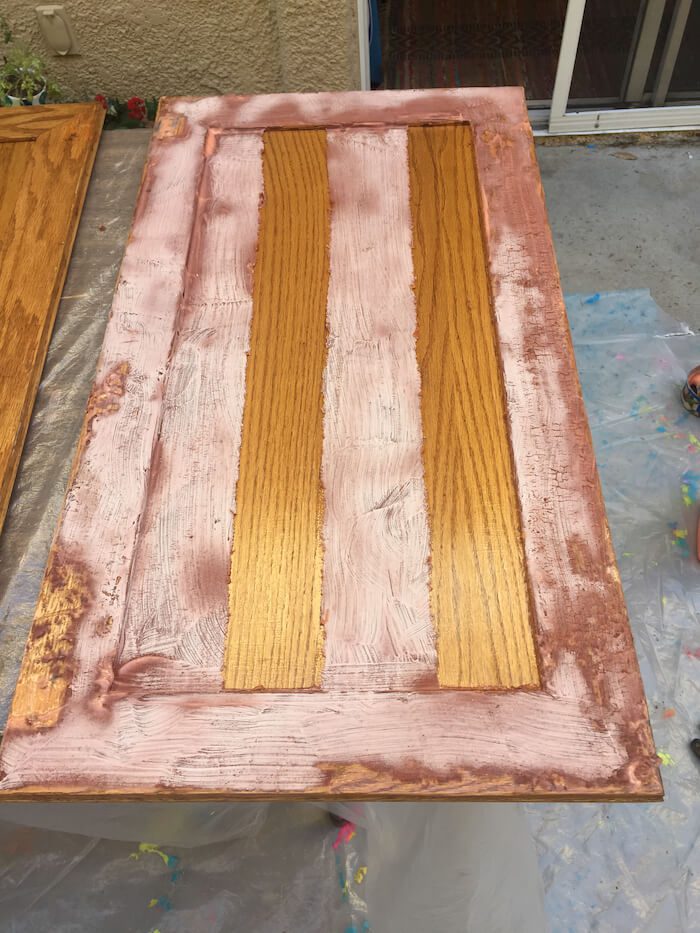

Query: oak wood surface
409,124,539,689
0,103,103,535
224,129,330,690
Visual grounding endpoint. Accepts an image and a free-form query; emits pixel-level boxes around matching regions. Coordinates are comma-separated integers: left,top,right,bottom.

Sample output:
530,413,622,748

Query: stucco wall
3,0,360,100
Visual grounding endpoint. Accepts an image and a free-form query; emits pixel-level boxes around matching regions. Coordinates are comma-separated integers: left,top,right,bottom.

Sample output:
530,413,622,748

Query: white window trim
357,0,371,91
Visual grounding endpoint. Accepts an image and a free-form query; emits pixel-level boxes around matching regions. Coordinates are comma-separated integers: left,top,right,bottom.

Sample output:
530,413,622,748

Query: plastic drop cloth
0,803,543,932
0,128,694,930
526,290,700,932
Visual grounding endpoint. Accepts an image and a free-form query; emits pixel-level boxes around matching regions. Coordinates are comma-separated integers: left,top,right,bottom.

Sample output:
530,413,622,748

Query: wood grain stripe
321,127,435,690
408,123,539,689
223,129,330,691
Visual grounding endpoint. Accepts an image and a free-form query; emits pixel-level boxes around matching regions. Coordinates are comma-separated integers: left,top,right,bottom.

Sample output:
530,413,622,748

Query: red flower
126,96,146,121
94,93,108,110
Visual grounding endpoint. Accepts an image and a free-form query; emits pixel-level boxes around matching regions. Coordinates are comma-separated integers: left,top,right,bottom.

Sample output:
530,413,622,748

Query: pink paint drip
332,821,357,850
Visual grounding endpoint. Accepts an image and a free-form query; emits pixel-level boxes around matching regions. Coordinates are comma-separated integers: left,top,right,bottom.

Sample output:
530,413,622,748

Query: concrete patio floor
537,137,700,327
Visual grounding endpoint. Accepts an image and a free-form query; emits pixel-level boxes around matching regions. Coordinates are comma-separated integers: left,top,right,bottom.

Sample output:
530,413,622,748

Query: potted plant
0,16,58,106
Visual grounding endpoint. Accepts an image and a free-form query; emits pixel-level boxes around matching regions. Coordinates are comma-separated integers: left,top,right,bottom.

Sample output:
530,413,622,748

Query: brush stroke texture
120,130,263,679
322,127,434,691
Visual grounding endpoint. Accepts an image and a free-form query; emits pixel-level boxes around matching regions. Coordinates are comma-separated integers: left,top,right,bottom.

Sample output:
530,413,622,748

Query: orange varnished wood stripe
408,124,539,689
223,129,329,690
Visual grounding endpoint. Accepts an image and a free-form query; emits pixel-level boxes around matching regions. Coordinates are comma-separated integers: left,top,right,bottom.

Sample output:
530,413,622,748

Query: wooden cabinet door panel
0,90,660,802
0,103,103,533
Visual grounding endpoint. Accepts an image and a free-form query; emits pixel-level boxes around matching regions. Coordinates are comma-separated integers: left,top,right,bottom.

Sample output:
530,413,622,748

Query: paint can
681,366,700,416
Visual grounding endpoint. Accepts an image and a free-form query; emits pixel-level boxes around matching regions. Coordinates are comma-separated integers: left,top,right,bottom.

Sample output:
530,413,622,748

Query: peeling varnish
7,553,92,733
85,363,129,433
154,112,189,140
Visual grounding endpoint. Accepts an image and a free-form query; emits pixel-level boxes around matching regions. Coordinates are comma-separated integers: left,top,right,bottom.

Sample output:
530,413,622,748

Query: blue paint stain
682,469,700,502
584,292,601,304
335,852,347,899
657,426,667,432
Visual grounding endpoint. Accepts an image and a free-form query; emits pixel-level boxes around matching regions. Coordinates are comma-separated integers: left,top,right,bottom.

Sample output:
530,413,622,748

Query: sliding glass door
550,0,700,132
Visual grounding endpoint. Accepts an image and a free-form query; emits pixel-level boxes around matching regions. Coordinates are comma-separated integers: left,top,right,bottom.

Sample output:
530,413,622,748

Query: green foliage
0,15,58,103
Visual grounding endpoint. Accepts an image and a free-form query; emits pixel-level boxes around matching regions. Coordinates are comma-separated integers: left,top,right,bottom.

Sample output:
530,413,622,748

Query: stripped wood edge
0,786,664,803
0,88,662,800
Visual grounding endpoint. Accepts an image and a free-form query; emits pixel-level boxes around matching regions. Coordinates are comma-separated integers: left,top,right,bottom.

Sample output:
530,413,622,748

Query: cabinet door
0,103,103,532
0,90,661,802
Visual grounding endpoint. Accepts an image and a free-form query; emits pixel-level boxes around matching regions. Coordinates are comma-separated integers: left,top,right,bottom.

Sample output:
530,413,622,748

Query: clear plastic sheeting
0,146,694,933
527,290,700,932
0,803,544,932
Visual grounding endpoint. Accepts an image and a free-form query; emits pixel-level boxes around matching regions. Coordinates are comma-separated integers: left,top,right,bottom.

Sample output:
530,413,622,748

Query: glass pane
564,0,699,112
639,1,700,100
568,0,641,104
668,1,700,99
377,0,570,101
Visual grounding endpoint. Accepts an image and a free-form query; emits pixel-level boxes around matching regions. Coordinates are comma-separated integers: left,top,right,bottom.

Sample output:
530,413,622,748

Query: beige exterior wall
4,0,360,100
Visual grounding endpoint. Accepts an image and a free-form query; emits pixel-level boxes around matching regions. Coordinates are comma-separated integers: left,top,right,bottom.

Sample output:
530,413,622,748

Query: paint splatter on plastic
149,896,173,911
130,843,177,868
333,821,356,850
129,842,182,914
681,469,700,505
355,866,368,884
668,522,690,557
